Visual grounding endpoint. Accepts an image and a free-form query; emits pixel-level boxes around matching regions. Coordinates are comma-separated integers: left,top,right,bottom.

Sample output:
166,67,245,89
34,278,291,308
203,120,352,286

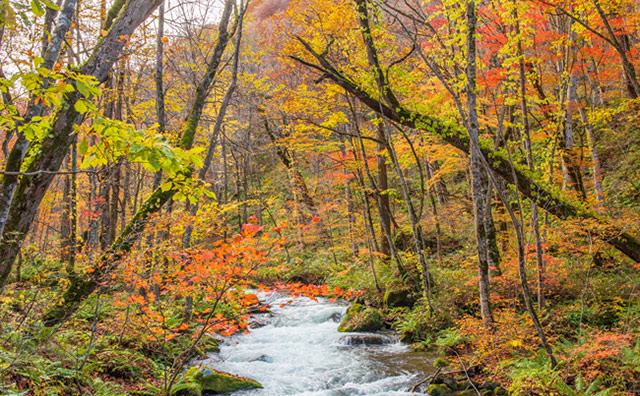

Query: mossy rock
338,305,383,332
427,383,451,396
346,303,363,316
186,366,262,394
433,357,450,368
383,284,418,308
171,380,202,396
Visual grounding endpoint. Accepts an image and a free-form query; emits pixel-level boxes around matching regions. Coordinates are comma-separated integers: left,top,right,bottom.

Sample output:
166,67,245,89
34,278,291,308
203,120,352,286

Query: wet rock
248,354,273,363
186,366,262,394
338,304,383,332
339,334,392,346
441,375,458,390
249,313,273,329
328,312,342,322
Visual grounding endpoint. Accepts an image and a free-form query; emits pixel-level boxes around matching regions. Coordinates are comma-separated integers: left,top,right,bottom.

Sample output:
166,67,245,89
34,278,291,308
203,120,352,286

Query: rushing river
198,292,436,395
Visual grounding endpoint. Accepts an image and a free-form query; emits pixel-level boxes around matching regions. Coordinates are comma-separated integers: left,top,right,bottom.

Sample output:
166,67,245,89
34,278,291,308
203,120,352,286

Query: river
198,292,436,395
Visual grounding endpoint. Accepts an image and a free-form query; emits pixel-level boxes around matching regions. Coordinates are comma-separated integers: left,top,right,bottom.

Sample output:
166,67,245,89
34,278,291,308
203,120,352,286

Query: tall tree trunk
515,12,547,311
466,1,493,324
578,101,604,208
484,182,502,276
424,156,443,266
354,0,432,302
376,123,392,257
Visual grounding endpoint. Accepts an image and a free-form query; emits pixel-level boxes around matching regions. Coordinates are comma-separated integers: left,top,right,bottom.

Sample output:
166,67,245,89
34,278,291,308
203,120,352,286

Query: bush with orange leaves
567,329,635,382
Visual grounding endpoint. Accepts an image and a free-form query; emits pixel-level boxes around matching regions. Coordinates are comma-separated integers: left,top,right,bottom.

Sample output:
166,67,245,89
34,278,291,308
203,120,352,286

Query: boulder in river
249,313,273,329
339,334,393,346
248,354,274,363
338,304,383,332
328,312,342,322
185,366,262,394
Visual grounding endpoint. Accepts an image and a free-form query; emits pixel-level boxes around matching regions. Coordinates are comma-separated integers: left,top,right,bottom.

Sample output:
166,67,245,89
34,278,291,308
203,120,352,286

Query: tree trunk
376,123,392,257
466,2,493,324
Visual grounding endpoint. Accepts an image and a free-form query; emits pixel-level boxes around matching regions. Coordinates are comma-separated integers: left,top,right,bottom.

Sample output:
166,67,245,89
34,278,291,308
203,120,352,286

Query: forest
0,0,639,395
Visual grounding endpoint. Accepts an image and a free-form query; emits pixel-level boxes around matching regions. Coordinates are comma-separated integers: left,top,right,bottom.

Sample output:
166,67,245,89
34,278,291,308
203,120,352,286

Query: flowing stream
198,292,436,395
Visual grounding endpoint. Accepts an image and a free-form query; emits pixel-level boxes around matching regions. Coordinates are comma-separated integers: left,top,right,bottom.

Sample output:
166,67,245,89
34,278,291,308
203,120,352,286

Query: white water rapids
198,292,435,395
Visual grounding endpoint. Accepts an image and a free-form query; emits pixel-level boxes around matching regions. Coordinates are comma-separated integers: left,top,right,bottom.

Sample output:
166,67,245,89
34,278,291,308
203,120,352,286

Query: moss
346,303,363,316
188,366,262,393
433,357,450,368
383,284,417,308
427,383,451,396
338,304,383,332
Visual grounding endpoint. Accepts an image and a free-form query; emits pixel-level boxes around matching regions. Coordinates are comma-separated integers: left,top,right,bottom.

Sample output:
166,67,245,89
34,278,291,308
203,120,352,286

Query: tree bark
376,123,392,257
466,1,493,324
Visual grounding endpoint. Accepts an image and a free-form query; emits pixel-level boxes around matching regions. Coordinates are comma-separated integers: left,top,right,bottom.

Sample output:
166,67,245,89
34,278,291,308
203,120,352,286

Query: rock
383,284,418,308
481,381,499,391
171,381,201,396
427,384,452,396
187,366,262,394
328,312,342,322
338,304,383,332
248,354,273,363
346,303,364,316
441,375,458,390
433,357,450,368
249,313,273,329
339,334,392,346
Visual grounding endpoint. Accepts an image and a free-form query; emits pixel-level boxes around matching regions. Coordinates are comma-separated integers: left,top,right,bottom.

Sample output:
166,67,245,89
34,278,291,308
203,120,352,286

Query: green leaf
31,0,44,17
41,0,60,10
76,80,89,97
161,182,173,192
74,100,88,114
78,138,88,155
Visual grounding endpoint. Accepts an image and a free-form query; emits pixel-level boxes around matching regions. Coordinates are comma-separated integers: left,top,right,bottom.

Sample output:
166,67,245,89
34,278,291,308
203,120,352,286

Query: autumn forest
0,0,639,394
